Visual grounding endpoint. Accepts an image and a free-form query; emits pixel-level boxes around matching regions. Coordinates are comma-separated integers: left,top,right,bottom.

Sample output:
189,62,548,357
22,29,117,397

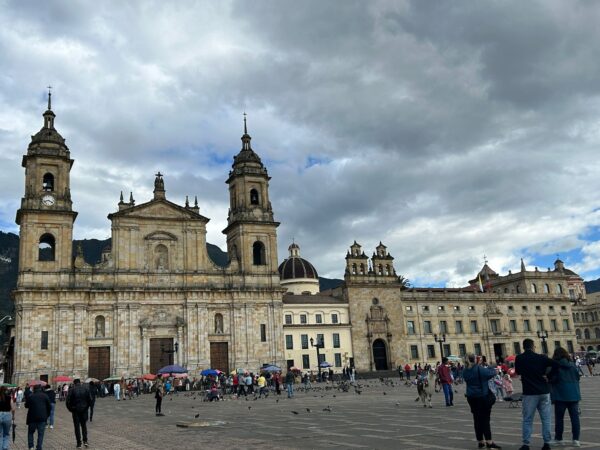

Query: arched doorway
372,339,388,370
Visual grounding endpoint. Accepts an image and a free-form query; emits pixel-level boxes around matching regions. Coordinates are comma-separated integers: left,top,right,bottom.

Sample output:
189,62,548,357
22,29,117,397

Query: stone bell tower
223,115,280,283
16,89,77,274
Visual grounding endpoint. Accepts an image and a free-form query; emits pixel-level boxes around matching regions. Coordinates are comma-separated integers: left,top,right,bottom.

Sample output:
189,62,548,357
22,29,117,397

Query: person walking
154,384,163,416
66,378,92,449
25,384,50,450
113,382,120,401
515,338,558,450
463,353,501,449
88,381,97,423
43,385,55,430
0,386,16,450
437,357,454,406
285,370,295,398
548,347,581,447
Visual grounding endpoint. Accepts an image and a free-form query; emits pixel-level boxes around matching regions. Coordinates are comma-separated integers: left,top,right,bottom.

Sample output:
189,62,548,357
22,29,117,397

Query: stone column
73,303,87,376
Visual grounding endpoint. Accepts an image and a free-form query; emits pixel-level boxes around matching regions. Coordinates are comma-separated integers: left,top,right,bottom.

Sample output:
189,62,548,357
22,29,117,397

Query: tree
398,275,411,289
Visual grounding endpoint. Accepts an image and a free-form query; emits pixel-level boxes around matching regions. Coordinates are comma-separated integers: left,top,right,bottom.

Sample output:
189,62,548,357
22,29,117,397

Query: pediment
109,199,209,222
145,231,178,241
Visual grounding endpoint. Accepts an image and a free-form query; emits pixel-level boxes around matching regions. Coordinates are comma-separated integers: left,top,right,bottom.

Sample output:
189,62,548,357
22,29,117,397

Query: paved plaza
9,375,600,450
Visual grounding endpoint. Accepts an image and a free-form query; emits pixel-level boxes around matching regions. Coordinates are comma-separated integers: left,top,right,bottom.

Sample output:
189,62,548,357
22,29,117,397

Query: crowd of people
0,342,589,449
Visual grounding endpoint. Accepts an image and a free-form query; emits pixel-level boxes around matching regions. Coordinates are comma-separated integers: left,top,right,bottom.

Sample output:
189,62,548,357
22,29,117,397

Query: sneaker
50,425,53,429
572,441,580,447
478,443,486,449
84,443,89,447
76,446,82,449
486,443,501,449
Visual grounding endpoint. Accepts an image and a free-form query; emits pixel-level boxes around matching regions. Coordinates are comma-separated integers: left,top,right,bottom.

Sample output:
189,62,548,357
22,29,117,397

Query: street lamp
310,336,324,380
434,334,446,360
537,330,549,354
160,342,179,361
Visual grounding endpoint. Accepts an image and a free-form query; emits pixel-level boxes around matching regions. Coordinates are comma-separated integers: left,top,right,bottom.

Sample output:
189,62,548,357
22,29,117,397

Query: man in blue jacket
515,338,558,450
25,384,51,450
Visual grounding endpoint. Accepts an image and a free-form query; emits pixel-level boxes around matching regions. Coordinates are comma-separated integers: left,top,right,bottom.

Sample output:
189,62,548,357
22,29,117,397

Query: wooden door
88,347,111,380
150,338,173,374
210,342,229,373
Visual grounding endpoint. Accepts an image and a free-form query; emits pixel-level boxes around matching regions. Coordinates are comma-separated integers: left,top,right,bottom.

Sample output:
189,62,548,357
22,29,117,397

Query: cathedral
9,94,587,383
11,95,284,384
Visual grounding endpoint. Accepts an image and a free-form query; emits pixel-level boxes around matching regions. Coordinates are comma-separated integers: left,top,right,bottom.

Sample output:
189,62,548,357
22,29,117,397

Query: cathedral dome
278,243,318,281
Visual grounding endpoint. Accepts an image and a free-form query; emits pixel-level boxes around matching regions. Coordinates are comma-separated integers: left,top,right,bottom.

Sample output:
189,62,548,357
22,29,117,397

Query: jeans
72,410,88,446
0,411,11,450
442,383,453,405
554,401,580,441
467,396,492,441
522,394,552,445
286,383,294,398
28,421,46,450
47,402,55,426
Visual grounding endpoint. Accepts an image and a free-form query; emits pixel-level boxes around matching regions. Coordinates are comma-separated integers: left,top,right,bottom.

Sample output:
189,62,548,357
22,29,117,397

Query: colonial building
279,243,353,371
342,242,579,371
12,97,284,384
573,291,600,352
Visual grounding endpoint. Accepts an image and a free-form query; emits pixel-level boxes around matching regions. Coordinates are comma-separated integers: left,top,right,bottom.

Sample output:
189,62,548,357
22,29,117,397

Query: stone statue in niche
95,315,105,338
214,313,224,334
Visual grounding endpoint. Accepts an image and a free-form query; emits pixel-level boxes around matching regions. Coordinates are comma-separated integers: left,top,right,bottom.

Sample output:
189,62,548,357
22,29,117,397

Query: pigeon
291,411,299,415
194,413,200,418
276,399,279,403
248,406,251,410
383,392,387,395
306,408,311,413
332,395,336,398
323,406,332,412
395,402,401,407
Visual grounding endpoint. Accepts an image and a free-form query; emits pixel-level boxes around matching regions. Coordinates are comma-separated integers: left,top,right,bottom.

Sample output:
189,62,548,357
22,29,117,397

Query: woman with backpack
548,347,581,447
463,353,501,449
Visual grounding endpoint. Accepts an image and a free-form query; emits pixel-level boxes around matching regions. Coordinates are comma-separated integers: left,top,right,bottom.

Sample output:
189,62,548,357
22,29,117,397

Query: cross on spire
483,254,488,265
243,112,247,135
155,171,162,178
47,85,52,110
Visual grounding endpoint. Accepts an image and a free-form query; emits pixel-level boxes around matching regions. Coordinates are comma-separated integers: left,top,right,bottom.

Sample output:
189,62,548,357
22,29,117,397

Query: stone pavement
9,375,600,450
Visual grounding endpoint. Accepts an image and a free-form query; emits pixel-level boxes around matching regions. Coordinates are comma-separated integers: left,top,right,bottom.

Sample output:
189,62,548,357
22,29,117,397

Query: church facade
342,242,581,371
12,97,284,384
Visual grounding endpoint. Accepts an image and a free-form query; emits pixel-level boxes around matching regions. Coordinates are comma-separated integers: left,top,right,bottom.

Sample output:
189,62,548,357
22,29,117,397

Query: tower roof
232,113,263,167
28,88,69,155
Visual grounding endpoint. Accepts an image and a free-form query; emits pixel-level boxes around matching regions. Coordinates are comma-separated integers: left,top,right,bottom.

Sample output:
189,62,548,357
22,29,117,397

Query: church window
544,284,550,294
214,313,224,334
252,241,266,265
531,283,537,293
372,298,379,305
42,173,54,191
250,188,259,205
516,285,521,293
351,263,357,275
377,264,383,275
556,284,563,294
41,331,48,350
596,328,600,339
38,233,55,261
504,288,509,293
584,328,590,340
300,314,307,324
154,244,168,270
576,328,581,339
359,263,365,274
331,313,338,324
385,265,390,275
285,314,292,325
315,314,322,324
94,316,105,338
260,324,267,342
285,335,293,350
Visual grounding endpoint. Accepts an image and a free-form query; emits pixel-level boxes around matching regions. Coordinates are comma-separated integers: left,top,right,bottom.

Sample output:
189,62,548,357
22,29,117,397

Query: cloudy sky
2,0,600,286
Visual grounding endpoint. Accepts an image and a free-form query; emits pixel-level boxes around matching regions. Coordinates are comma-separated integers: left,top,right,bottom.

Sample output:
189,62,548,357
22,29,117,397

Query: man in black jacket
25,384,51,450
515,338,558,450
66,379,92,448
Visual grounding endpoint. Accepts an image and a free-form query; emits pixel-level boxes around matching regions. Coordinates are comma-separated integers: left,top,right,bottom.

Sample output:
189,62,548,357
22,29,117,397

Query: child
502,373,513,397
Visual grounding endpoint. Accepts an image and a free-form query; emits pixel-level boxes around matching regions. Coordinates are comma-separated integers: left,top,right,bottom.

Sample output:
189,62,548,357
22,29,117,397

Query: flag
478,274,484,293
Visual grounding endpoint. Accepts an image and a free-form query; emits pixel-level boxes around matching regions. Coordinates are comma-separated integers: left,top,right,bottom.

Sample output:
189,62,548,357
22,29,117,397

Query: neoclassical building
341,242,580,371
12,97,284,384
279,243,354,371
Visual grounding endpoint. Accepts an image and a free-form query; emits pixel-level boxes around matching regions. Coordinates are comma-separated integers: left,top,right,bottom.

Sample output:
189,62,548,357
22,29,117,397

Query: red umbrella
141,374,157,380
27,380,47,387
505,355,516,362
54,376,73,383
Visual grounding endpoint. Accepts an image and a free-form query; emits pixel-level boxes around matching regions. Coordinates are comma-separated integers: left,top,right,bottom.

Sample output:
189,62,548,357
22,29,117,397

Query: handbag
478,366,496,407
